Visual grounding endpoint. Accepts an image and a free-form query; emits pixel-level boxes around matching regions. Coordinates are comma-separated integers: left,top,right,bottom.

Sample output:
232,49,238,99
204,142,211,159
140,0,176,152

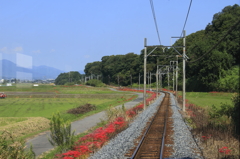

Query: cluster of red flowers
119,88,156,117
178,95,198,118
118,88,155,94
126,104,143,118
56,117,126,159
219,146,231,155
61,85,83,88
209,91,219,93
185,103,197,117
201,135,211,141
209,91,226,96
56,88,157,159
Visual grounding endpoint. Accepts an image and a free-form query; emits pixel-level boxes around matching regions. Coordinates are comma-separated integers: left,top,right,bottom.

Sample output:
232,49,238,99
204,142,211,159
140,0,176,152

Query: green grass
0,85,137,141
0,95,134,120
178,91,233,108
1,85,126,94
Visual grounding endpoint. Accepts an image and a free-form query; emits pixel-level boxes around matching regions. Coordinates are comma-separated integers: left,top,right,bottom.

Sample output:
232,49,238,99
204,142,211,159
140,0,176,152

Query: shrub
0,131,35,159
231,93,240,135
207,93,240,135
48,112,75,152
64,82,75,86
86,79,105,87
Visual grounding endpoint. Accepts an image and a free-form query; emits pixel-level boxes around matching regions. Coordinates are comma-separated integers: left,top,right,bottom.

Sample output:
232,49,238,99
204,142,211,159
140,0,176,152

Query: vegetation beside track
178,92,240,158
40,88,157,159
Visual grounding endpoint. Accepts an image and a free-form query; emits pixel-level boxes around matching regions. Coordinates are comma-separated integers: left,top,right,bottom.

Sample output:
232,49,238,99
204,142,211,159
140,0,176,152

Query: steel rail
130,92,169,159
160,92,169,159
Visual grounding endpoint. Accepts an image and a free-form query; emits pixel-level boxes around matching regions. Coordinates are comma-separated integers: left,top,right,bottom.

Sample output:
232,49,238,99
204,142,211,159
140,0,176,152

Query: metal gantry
143,31,188,111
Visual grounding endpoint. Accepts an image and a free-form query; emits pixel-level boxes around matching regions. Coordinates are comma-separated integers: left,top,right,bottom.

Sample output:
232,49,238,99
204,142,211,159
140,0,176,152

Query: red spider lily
126,110,136,118
219,146,231,155
56,89,158,159
63,151,81,158
105,123,116,133
210,91,219,93
63,157,74,159
201,136,211,141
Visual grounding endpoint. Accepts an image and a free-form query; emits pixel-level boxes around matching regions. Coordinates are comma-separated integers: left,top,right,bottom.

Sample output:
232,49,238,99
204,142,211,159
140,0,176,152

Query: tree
84,61,102,76
55,71,81,85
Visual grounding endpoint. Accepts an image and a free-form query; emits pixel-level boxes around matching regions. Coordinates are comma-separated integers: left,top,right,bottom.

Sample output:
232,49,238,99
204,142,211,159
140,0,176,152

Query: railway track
125,92,174,159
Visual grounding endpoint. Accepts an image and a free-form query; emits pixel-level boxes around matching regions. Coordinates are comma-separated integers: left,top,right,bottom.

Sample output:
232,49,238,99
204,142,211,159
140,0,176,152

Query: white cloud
50,49,55,53
0,46,24,54
13,47,23,52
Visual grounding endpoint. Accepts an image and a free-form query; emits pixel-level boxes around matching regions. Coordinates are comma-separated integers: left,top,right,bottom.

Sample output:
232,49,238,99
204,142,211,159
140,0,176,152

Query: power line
149,0,161,45
180,0,193,37
187,18,240,63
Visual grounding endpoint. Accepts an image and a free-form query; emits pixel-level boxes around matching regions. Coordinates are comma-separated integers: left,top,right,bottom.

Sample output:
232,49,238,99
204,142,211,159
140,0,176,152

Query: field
0,84,126,94
178,91,233,108
0,85,135,139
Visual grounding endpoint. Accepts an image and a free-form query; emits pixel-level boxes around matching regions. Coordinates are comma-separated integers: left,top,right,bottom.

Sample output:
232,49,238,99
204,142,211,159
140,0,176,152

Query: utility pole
156,65,158,95
159,71,161,91
167,66,169,90
183,30,186,112
176,58,178,98
150,72,151,90
156,59,159,95
172,66,175,92
171,31,188,112
139,73,142,90
144,38,147,110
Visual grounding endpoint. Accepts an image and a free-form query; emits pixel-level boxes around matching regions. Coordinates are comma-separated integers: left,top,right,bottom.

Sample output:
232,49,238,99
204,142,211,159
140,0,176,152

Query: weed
180,93,240,158
0,131,35,159
49,112,75,152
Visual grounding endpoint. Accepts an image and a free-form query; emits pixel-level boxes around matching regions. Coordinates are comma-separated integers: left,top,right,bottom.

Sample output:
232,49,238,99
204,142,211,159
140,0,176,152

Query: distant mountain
0,59,64,80
32,65,64,79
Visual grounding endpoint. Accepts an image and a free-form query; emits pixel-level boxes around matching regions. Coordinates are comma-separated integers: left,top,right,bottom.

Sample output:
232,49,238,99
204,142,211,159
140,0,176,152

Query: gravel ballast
89,92,203,159
169,93,203,159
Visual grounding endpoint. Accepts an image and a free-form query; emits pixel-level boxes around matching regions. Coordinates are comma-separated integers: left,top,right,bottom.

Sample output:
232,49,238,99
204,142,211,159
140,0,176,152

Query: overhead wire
180,0,192,37
149,0,162,45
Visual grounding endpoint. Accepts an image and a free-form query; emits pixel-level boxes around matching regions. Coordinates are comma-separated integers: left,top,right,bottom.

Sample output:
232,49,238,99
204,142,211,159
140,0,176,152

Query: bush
48,112,75,152
0,131,35,159
86,79,105,87
208,93,240,135
231,93,240,135
64,82,75,86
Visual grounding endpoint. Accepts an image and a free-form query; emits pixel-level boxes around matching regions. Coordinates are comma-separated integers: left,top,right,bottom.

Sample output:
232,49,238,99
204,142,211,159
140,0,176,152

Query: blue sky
0,0,239,73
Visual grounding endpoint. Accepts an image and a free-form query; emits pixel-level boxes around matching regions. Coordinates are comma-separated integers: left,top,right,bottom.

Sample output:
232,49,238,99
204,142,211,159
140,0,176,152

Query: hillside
84,4,240,92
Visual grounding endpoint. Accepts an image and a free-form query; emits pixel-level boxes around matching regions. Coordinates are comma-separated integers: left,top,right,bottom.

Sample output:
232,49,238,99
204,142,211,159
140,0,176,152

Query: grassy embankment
178,91,239,158
181,91,233,108
0,85,136,140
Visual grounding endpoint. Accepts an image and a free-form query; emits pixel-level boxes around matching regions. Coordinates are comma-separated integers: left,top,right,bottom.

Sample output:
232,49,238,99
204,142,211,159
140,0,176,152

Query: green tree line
55,71,83,85
62,4,239,92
